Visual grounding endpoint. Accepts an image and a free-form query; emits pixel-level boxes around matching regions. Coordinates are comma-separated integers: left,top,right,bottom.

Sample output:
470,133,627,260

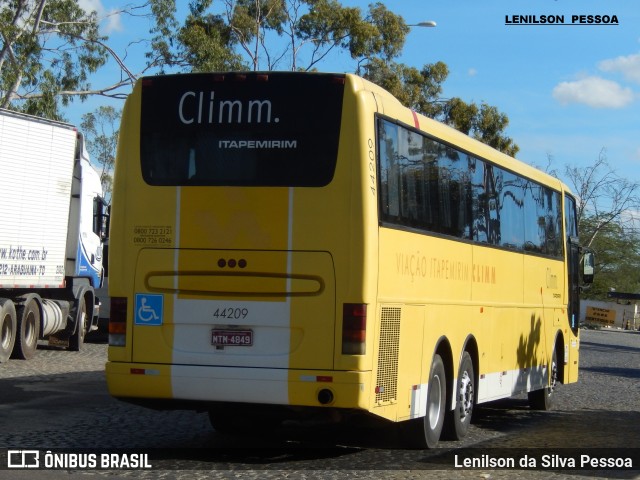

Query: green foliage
0,0,108,119
1,1,519,157
362,59,448,118
297,0,408,66
553,148,640,301
178,14,246,71
145,1,518,155
460,102,520,157
148,0,409,71
580,216,640,300
80,106,120,201
364,63,519,156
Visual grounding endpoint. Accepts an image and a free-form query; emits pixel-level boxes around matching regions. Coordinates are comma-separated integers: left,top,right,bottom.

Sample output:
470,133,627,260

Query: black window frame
138,72,345,188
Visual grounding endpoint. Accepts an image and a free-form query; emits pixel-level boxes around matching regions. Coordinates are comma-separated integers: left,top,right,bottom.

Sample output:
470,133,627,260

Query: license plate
211,329,253,346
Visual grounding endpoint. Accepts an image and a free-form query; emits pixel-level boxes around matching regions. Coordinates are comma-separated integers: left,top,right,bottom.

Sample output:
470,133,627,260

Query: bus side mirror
582,251,594,284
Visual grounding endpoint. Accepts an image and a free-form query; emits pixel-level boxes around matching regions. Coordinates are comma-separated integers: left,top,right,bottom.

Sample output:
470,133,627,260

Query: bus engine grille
375,307,401,404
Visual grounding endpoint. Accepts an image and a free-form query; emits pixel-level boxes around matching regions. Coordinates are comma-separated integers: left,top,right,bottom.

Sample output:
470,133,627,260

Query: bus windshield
140,72,345,187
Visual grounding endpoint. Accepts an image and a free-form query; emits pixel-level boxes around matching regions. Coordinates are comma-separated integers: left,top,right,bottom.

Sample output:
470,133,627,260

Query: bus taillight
108,297,127,346
342,303,367,355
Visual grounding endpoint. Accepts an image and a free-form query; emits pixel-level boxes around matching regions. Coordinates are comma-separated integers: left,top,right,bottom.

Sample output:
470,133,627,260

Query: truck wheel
12,297,41,360
69,296,87,352
0,299,17,363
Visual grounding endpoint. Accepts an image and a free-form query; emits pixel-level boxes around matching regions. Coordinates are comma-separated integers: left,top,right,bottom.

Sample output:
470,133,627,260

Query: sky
72,0,640,186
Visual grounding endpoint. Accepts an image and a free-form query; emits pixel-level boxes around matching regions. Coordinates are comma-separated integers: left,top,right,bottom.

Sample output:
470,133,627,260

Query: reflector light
342,303,367,355
256,74,269,82
108,297,127,346
130,368,161,376
108,322,126,334
316,376,333,383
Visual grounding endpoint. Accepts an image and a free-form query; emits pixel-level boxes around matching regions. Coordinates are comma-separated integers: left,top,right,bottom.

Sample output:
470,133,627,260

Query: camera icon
7,450,40,468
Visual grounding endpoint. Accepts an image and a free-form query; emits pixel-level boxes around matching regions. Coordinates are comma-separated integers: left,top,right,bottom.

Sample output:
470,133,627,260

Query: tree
147,0,519,155
363,62,519,156
433,98,518,157
362,59,449,119
148,0,410,73
546,148,640,300
80,106,120,201
0,0,109,119
580,216,640,300
563,148,640,249
1,0,519,155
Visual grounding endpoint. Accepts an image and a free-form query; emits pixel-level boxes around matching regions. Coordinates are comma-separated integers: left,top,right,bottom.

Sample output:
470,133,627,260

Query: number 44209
213,307,249,320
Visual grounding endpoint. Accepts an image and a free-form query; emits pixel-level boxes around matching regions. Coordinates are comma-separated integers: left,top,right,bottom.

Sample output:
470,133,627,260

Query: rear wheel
401,354,446,448
443,351,475,440
528,348,558,410
0,299,17,363
69,296,87,351
12,296,40,360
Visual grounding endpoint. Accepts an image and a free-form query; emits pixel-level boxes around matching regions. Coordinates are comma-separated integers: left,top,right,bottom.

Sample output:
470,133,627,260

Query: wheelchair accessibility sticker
135,294,163,326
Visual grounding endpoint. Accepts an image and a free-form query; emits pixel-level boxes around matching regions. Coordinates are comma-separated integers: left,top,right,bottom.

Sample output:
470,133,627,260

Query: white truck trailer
0,109,108,362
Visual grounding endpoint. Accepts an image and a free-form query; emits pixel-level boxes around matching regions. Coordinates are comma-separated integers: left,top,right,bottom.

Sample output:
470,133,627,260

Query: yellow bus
106,72,592,447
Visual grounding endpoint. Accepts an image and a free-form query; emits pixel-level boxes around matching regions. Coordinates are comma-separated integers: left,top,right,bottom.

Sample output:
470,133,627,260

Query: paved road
0,328,638,479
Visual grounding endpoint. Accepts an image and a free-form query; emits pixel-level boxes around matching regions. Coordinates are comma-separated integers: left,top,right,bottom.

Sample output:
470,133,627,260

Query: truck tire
69,296,87,351
0,299,17,363
12,296,41,360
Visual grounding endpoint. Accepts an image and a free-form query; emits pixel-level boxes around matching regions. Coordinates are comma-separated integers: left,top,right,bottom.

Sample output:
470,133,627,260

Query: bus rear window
140,73,345,187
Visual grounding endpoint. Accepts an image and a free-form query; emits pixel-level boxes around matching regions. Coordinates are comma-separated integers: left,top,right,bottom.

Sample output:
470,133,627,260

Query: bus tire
0,299,17,363
528,348,557,410
69,296,87,352
443,351,474,440
401,354,446,448
12,296,41,360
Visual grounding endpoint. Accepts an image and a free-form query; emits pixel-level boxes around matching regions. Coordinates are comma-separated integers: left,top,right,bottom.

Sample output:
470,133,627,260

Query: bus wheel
69,296,87,352
401,354,446,448
0,299,17,363
528,348,557,410
12,296,41,360
443,351,475,440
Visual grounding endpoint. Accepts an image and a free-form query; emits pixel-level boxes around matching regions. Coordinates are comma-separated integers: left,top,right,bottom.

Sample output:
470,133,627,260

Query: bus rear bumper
105,362,372,410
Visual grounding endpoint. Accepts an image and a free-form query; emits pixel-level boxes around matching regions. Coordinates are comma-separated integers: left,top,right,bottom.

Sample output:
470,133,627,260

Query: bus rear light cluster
342,303,367,355
108,297,128,346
